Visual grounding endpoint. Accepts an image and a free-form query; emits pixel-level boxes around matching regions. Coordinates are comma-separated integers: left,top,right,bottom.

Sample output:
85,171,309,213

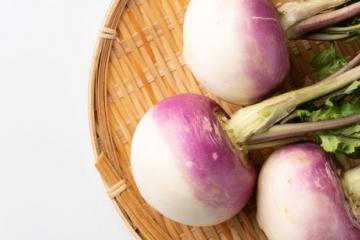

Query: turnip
257,143,360,240
183,0,289,105
132,94,257,226
183,0,360,104
131,64,360,226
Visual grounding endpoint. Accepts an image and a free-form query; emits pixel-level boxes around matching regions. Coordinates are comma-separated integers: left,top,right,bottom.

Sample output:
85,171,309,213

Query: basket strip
164,218,183,240
202,227,221,240
95,152,125,189
120,192,171,240
219,224,234,240
108,180,127,198
180,225,197,240
111,46,153,112
116,197,164,240
191,228,208,240
114,28,175,99
100,27,118,39
139,1,190,92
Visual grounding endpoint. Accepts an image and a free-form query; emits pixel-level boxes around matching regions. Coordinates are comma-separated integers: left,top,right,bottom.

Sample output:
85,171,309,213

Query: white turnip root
183,0,289,105
257,143,360,240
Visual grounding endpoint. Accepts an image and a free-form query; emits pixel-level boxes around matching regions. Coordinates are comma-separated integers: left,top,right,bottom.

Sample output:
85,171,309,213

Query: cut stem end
343,166,360,221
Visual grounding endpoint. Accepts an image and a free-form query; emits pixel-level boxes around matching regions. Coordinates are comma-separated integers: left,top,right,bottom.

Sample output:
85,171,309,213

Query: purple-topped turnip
131,64,360,226
257,143,360,240
183,0,360,104
132,95,256,226
183,0,289,105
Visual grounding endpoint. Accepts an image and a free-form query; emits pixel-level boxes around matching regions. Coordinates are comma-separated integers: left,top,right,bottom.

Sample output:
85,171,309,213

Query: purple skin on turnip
131,64,360,226
183,0,289,105
183,0,360,105
257,143,360,240
131,95,256,226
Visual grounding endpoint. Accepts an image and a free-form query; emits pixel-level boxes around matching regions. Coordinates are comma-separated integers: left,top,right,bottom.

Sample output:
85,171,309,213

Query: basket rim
88,0,142,239
89,0,121,156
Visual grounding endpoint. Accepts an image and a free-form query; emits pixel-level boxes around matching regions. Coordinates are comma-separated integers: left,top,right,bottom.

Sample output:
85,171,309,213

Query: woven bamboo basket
89,0,360,239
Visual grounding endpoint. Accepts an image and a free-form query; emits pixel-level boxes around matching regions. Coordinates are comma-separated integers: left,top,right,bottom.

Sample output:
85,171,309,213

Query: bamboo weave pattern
90,0,360,239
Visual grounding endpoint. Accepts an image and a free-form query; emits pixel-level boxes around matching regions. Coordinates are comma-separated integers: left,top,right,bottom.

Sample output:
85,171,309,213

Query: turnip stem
333,51,360,78
278,0,349,31
304,33,353,41
288,2,360,39
267,50,360,121
280,112,298,124
242,137,309,151
344,35,360,43
246,113,360,145
309,51,360,106
225,65,360,144
280,51,360,124
325,23,360,33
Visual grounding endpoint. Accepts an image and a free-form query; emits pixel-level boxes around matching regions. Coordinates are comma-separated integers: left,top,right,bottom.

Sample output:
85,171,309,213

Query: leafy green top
297,45,360,157
310,44,347,80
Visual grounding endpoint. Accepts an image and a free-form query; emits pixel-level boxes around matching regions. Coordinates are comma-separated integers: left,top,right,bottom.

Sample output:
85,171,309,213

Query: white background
0,0,133,239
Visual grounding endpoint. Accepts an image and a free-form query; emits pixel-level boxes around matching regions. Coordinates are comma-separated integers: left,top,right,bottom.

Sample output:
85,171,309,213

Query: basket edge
88,0,142,239
88,0,123,157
